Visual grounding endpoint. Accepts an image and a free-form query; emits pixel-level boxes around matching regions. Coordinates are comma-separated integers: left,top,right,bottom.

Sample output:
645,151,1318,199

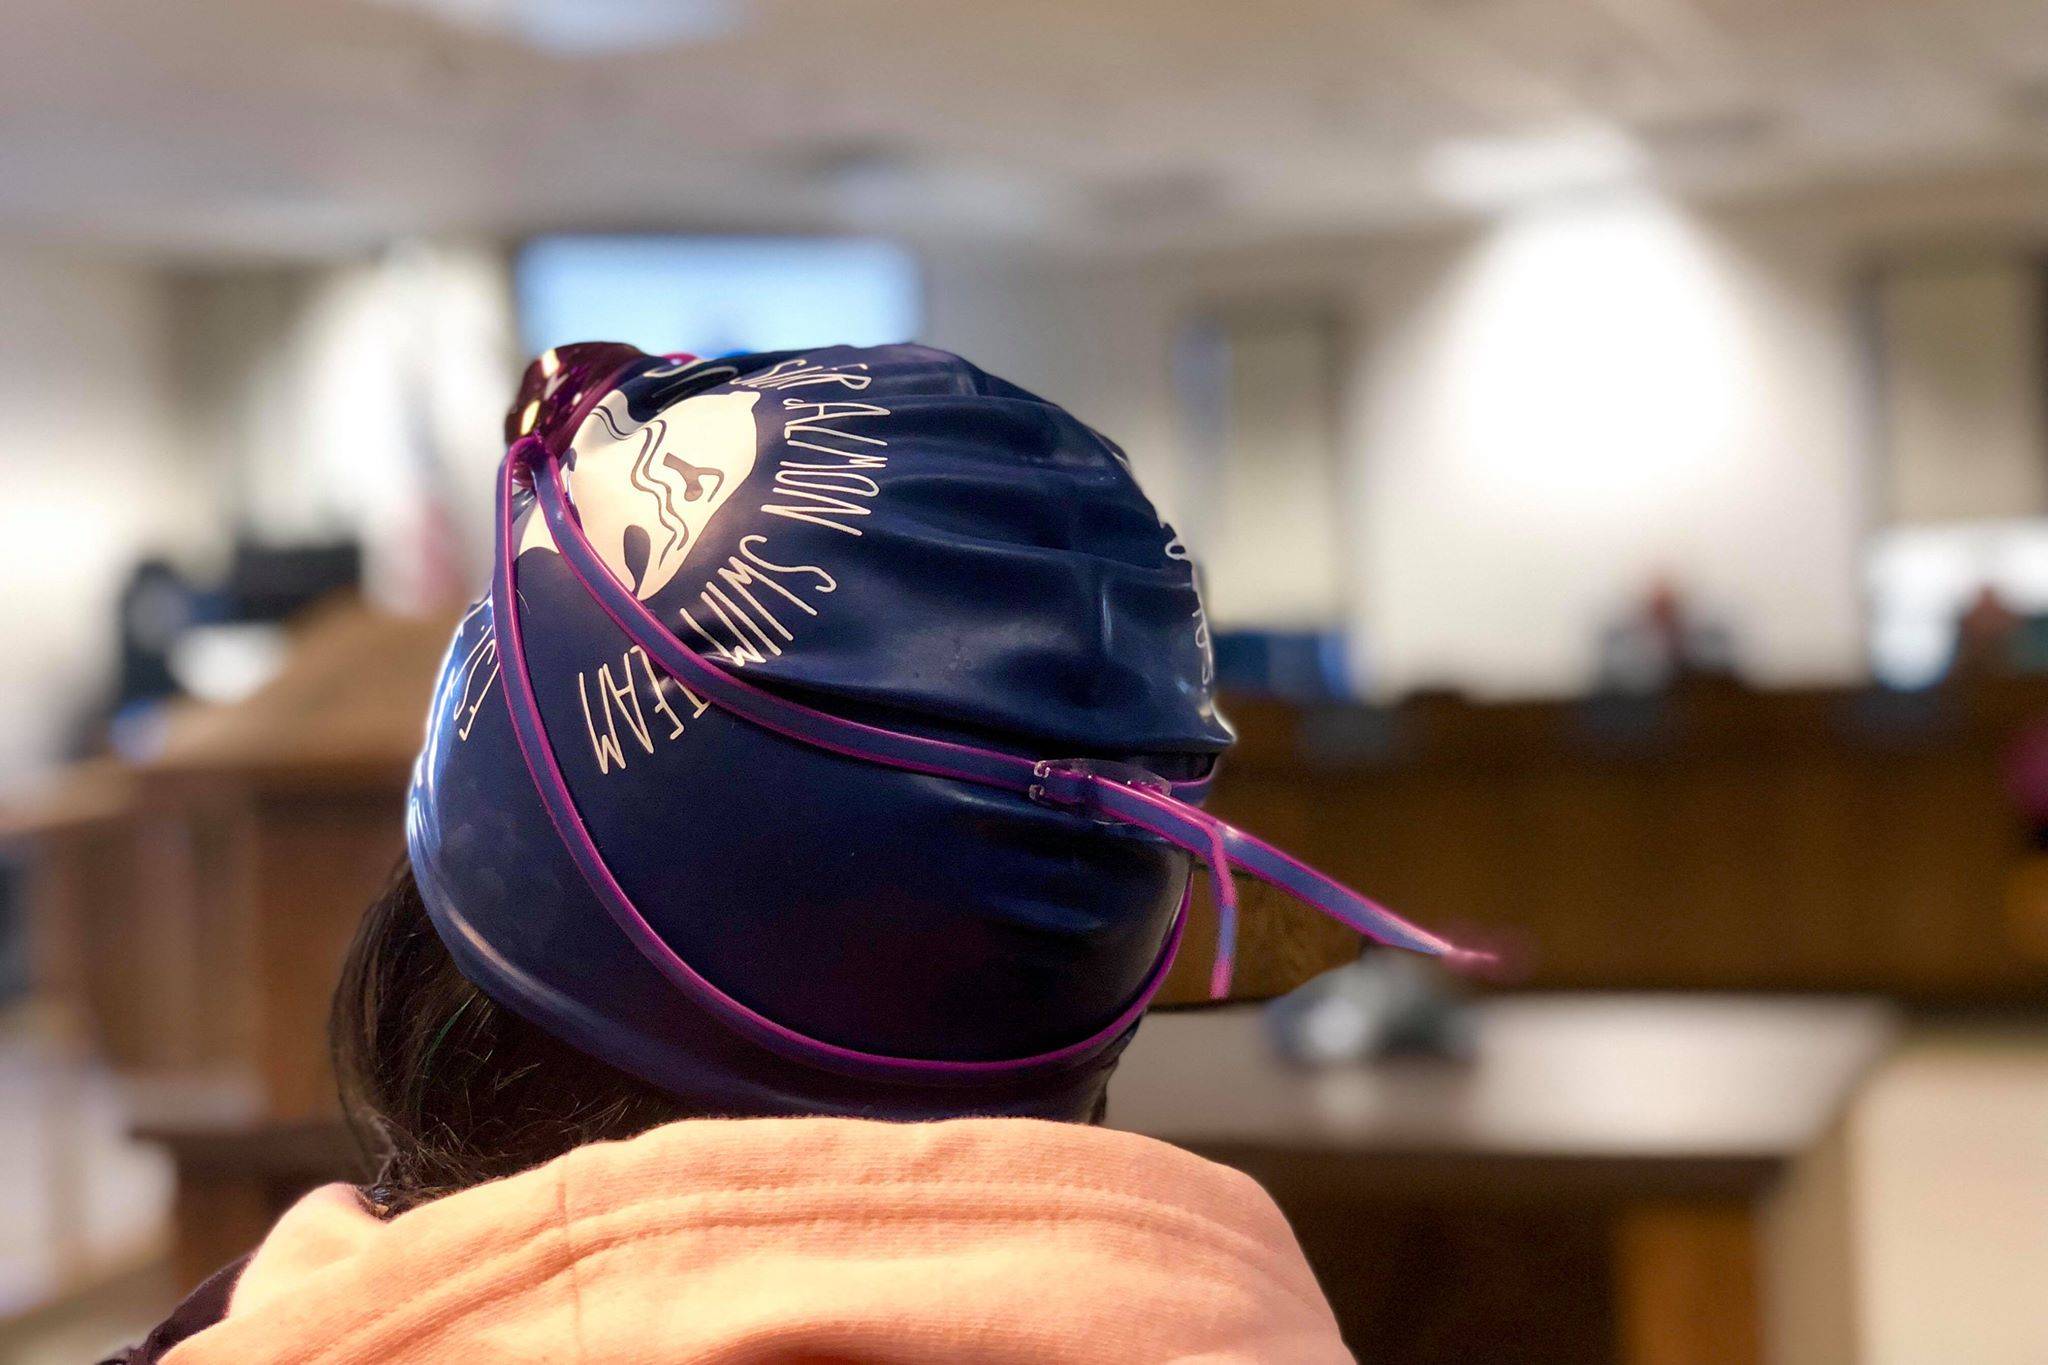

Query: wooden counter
1205,680,2048,1001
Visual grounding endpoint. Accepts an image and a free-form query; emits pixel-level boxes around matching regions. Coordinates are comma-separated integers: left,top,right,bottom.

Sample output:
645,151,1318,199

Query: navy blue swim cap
410,341,1484,1122
409,343,1234,1119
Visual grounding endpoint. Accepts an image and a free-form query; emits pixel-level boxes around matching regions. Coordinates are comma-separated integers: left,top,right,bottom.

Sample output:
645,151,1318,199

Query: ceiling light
385,0,742,56
1423,124,1648,210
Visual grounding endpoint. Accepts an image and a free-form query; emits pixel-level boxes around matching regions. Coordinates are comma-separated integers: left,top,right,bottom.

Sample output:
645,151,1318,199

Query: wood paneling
1209,679,2048,1000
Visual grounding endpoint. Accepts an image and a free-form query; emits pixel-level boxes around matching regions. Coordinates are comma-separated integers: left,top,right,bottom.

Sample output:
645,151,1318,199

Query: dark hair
331,858,692,1216
334,854,1120,1215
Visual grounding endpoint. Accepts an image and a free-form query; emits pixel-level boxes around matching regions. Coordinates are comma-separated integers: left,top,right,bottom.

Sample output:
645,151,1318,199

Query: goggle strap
495,439,1490,1082
494,444,1195,1082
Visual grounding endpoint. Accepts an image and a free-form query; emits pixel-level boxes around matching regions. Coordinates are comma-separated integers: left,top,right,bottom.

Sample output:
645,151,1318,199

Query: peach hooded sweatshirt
159,1115,1351,1364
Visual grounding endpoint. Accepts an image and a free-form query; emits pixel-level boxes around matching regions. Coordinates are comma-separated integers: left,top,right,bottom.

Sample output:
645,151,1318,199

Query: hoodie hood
163,1116,1349,1364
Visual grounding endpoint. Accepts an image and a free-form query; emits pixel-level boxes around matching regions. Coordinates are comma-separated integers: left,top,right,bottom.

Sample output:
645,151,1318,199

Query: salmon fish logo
518,387,762,600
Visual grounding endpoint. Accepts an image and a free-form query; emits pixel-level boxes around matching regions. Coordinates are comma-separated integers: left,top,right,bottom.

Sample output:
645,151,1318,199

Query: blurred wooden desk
1111,995,1896,1365
1214,683,2048,1001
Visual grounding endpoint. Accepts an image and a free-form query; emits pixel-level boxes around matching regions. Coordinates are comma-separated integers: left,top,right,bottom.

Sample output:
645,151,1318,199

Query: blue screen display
516,235,920,358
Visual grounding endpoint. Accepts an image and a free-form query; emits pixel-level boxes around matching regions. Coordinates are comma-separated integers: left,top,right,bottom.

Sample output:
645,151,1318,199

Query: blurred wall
1350,197,1866,699
1875,254,2048,523
0,241,515,792
8,169,2048,788
929,189,1881,700
170,244,517,608
0,242,224,786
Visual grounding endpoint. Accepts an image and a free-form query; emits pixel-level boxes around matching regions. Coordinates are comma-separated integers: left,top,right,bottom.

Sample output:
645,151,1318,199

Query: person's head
336,342,1230,1209
338,341,1480,1213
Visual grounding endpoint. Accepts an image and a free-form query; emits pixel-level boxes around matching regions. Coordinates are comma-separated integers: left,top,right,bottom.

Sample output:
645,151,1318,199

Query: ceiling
8,0,2048,259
